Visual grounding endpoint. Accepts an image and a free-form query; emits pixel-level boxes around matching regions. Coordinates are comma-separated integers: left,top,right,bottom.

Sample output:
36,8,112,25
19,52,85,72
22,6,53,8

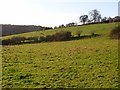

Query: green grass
3,23,117,39
2,23,119,88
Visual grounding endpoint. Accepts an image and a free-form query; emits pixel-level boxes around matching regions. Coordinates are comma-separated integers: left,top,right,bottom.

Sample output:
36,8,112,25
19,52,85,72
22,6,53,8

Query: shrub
46,35,55,41
26,36,39,42
26,37,34,41
39,36,46,42
10,36,26,44
2,36,26,45
54,31,71,41
2,38,12,45
2,31,72,45
110,25,120,39
0,39,2,45
33,36,39,42
44,31,72,42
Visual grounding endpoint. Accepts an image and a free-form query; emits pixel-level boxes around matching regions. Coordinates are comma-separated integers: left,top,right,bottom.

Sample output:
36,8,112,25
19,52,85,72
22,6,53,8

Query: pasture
2,23,119,88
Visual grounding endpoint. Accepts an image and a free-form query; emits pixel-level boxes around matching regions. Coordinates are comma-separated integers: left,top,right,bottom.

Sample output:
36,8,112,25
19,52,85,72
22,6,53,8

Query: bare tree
97,14,102,22
89,9,101,23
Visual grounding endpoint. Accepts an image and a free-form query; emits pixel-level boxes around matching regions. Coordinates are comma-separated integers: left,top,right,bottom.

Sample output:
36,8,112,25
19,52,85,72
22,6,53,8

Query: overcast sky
0,0,119,27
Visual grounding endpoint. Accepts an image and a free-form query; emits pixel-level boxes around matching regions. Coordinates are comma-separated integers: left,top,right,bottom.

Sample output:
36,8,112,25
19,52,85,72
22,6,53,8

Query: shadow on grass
71,34,102,40
2,34,102,46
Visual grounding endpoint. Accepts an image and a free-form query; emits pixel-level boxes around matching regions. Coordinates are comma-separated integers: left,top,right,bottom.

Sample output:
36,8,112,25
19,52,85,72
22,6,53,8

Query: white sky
0,0,119,27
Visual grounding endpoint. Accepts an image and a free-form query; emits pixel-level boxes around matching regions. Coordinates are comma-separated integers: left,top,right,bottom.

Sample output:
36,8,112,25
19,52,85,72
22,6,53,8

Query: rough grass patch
76,30,82,37
110,25,120,39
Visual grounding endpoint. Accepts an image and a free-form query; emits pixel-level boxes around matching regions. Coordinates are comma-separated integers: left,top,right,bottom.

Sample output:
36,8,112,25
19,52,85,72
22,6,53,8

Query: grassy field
2,23,119,88
3,23,117,39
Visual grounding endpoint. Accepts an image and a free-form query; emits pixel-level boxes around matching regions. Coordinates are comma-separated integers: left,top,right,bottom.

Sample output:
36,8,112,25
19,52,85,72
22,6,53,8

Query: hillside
2,23,119,88
3,23,117,39
1,24,52,36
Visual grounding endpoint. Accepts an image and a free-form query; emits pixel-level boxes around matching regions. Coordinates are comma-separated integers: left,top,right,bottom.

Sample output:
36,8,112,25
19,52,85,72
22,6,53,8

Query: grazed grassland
2,23,119,88
3,23,117,39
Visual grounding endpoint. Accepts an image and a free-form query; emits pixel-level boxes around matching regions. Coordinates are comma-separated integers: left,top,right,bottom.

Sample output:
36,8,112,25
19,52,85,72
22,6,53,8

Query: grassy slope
2,23,119,88
3,23,117,39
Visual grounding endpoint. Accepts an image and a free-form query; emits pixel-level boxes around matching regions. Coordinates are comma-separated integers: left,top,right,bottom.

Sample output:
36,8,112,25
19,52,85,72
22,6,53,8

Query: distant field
3,23,117,39
2,23,119,88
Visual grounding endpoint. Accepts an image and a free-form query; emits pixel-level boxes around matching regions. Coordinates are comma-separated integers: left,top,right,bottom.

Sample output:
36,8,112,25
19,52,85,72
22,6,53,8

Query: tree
89,9,101,23
113,16,120,22
54,26,58,29
66,22,76,27
87,19,92,23
79,15,88,24
97,14,102,22
108,17,113,23
59,24,65,28
101,17,108,23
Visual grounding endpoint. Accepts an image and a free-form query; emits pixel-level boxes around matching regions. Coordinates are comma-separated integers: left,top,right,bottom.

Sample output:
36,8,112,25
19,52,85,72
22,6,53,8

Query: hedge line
2,31,72,45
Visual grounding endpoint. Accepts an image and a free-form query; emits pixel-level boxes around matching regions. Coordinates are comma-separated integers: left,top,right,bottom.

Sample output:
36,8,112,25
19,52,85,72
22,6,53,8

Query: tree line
79,9,120,24
55,9,120,29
